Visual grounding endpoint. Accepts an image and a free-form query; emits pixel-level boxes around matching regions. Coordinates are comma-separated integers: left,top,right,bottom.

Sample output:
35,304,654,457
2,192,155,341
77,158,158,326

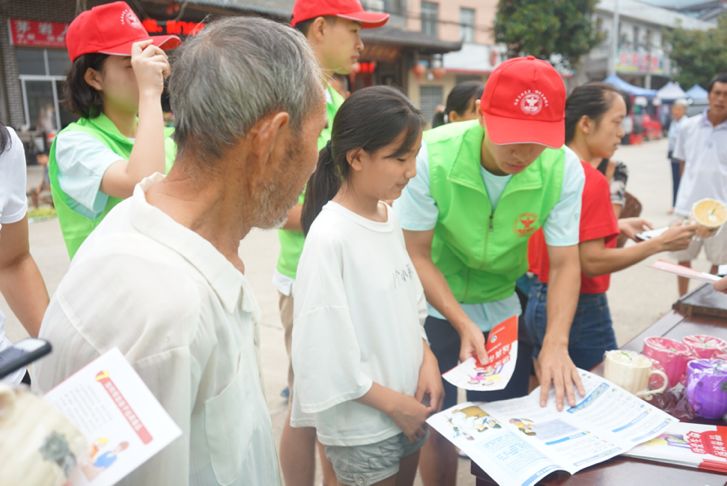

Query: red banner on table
9,19,68,48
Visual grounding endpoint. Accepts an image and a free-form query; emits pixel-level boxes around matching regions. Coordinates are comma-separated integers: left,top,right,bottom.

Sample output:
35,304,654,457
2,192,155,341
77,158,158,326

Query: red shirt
528,161,620,294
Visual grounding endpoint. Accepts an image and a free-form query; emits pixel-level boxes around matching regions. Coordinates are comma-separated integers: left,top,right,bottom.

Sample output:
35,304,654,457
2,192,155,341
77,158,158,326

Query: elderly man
667,99,689,212
672,73,727,296
32,17,326,486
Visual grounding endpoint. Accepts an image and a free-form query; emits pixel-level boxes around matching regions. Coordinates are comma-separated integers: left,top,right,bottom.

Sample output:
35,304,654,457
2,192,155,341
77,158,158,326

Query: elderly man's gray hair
170,16,323,163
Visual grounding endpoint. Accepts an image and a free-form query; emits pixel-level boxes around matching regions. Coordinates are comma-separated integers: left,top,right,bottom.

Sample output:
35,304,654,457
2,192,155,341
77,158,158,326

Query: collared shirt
32,173,281,486
668,115,688,153
673,111,727,217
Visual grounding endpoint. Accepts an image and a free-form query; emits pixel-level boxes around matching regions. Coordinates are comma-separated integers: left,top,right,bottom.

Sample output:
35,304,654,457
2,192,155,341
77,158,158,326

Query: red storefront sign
9,19,67,48
142,19,205,36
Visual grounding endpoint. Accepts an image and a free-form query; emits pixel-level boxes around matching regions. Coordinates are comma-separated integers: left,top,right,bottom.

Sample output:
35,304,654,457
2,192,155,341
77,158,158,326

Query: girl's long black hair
431,80,484,128
301,85,423,235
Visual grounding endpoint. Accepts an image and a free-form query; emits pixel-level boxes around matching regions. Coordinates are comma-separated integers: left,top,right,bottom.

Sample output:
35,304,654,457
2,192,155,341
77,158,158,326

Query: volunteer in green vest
278,1,389,485
395,56,586,485
49,1,179,258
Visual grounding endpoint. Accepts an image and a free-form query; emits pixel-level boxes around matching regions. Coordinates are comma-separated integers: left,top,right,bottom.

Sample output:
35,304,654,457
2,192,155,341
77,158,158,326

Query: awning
686,84,709,104
361,26,462,55
603,74,658,98
656,81,687,101
443,43,499,75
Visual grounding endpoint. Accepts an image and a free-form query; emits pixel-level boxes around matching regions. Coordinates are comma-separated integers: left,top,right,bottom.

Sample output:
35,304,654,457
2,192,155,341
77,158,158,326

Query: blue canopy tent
686,84,709,104
603,74,658,98
656,82,687,102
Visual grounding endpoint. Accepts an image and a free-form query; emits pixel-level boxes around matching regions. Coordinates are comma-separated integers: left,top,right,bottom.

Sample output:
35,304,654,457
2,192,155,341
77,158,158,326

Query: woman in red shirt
525,83,696,370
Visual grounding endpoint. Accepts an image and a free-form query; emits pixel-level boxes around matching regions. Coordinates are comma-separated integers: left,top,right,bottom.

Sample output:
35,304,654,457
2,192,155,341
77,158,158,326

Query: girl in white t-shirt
0,123,49,383
291,86,443,486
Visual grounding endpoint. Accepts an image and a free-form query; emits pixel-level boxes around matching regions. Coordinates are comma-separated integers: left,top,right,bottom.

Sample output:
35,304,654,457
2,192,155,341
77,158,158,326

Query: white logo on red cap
120,8,143,30
514,90,549,116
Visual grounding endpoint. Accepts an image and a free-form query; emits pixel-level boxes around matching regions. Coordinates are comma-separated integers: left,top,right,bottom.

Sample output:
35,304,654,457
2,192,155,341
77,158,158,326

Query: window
460,8,475,43
421,2,438,37
384,0,403,15
16,48,74,132
420,85,444,127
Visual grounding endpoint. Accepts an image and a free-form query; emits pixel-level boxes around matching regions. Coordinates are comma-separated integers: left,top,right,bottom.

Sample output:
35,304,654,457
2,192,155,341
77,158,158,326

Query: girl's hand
131,40,171,98
415,345,444,413
618,217,653,241
390,394,430,443
654,223,697,252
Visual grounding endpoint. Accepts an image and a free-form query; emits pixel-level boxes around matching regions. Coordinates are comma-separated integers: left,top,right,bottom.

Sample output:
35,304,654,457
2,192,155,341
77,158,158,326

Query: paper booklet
44,348,182,486
427,370,676,486
442,316,518,392
624,422,727,473
650,260,721,282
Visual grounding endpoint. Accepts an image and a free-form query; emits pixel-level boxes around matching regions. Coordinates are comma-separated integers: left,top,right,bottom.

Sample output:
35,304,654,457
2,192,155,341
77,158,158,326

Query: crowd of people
1,0,727,485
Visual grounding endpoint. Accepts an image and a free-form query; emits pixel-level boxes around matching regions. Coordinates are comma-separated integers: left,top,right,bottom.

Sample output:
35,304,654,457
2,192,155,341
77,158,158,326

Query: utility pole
609,0,620,76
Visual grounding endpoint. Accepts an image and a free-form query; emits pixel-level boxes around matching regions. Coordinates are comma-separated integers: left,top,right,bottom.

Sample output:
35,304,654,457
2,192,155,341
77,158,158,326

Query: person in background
526,83,696,371
667,99,689,213
0,122,49,384
672,73,727,296
431,80,484,128
49,1,179,258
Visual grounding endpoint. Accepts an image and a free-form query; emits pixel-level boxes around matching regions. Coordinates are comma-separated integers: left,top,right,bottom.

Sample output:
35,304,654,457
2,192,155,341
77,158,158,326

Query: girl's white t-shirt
291,201,427,446
0,127,29,384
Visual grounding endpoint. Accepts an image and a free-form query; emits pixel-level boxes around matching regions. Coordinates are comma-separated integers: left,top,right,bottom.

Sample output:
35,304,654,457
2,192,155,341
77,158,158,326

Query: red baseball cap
66,1,180,62
291,0,390,29
481,56,566,148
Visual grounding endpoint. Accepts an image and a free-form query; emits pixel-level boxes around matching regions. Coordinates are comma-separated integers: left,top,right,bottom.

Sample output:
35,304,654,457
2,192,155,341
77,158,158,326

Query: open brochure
427,370,676,486
625,422,727,473
442,316,518,391
650,260,721,282
44,348,182,486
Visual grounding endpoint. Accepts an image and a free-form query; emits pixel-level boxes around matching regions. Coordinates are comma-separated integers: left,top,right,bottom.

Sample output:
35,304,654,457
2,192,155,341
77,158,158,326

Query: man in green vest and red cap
395,56,586,485
49,1,179,258
278,1,389,485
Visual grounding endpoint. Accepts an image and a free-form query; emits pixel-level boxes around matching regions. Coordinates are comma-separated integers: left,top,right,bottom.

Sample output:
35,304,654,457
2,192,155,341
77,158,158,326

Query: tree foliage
494,0,603,70
667,16,727,89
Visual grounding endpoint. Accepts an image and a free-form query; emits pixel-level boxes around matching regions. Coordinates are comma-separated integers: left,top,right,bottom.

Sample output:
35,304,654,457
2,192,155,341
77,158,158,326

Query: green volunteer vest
276,84,345,279
49,114,176,258
427,120,566,303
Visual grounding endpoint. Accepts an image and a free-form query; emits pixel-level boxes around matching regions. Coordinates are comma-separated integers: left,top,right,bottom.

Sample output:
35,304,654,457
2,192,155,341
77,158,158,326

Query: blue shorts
524,280,617,370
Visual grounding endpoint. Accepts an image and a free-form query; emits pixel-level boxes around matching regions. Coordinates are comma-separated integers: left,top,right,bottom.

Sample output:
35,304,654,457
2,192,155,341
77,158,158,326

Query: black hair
432,80,484,128
565,82,623,144
301,85,423,235
63,53,109,118
707,73,727,94
0,122,9,154
293,16,336,37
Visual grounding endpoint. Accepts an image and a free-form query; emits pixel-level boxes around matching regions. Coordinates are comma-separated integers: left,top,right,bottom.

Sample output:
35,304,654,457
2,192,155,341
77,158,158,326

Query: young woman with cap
49,1,179,258
394,56,586,485
526,83,696,371
431,80,484,128
278,2,390,485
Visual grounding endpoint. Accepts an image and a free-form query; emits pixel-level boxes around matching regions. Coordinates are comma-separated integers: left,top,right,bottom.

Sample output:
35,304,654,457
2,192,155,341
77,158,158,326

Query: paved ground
3,138,710,485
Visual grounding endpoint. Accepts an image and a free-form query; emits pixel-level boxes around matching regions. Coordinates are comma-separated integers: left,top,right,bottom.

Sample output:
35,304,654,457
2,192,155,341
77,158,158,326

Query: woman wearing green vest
278,2,390,485
49,2,179,258
395,57,586,485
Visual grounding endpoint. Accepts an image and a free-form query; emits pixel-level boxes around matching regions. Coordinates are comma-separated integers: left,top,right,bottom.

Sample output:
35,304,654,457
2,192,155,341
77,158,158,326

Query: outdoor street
3,137,710,484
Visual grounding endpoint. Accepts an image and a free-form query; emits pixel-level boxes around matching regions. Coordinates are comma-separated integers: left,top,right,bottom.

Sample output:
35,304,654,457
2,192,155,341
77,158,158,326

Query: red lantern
412,63,426,78
432,67,446,79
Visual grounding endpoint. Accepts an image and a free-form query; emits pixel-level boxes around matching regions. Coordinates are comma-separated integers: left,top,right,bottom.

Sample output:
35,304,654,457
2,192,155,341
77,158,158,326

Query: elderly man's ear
248,111,291,163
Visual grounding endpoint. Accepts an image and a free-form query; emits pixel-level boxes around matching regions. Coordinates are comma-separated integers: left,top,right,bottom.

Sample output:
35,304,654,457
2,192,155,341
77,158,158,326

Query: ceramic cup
642,337,693,388
682,335,727,359
686,359,727,419
604,350,668,398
